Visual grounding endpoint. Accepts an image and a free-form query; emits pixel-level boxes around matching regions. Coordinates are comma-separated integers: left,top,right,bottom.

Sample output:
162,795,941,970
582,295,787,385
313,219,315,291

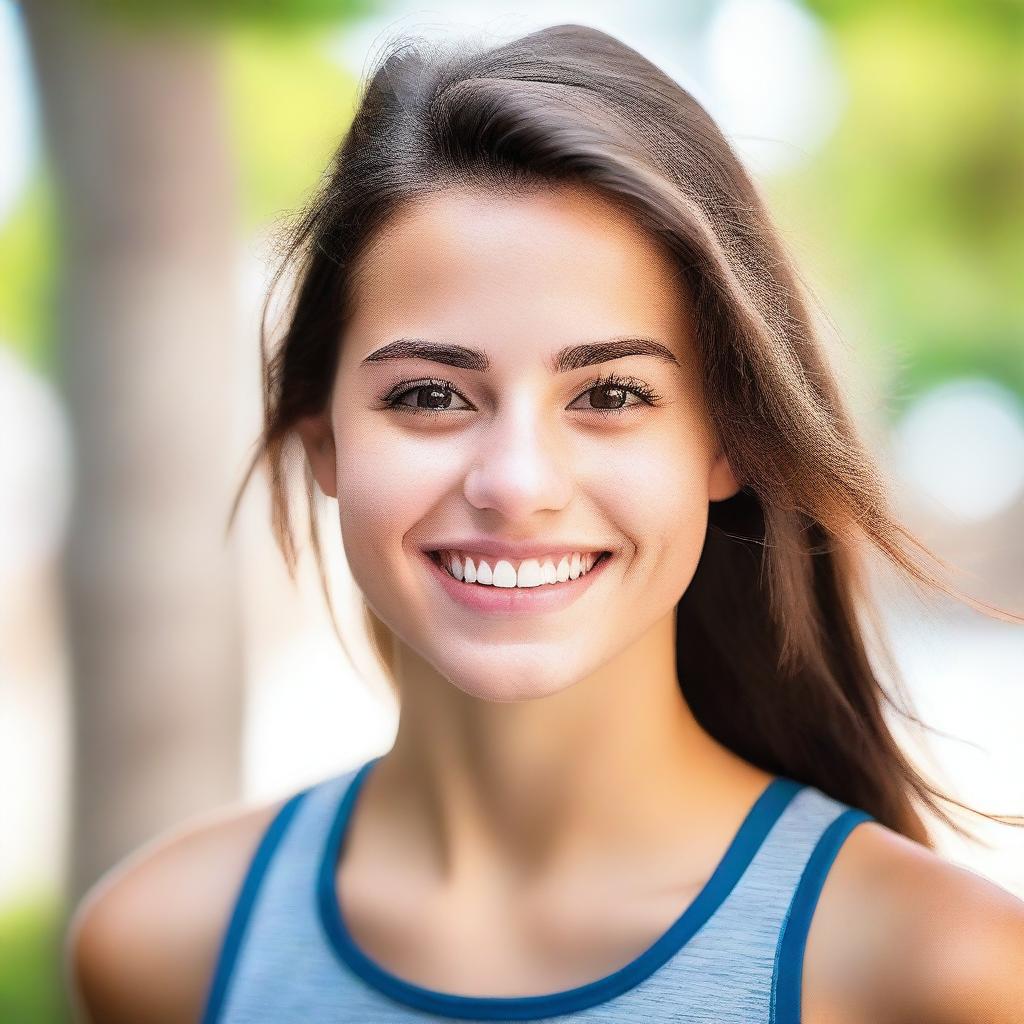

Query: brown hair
228,23,1023,847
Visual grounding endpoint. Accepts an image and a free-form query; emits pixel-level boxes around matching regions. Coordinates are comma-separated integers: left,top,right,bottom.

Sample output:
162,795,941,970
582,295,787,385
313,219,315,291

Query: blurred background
1,0,1022,1019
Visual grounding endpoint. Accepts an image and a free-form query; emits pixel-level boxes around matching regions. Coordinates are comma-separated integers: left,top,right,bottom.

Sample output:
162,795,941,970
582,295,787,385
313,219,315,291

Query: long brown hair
228,24,1023,847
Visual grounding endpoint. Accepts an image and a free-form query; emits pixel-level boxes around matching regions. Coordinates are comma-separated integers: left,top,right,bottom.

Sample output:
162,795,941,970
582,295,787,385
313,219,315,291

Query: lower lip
421,550,615,616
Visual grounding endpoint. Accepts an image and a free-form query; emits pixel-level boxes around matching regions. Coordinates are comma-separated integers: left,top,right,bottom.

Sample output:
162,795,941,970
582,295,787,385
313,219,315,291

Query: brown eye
385,379,473,413
382,373,660,417
572,384,631,410
568,374,659,412
404,385,452,410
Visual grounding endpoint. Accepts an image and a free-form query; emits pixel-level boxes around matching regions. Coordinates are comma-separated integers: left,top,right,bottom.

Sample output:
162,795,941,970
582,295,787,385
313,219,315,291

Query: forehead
343,186,694,366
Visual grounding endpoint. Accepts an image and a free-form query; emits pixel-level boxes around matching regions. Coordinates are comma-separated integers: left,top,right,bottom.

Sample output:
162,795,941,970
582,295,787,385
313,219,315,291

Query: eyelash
380,373,664,417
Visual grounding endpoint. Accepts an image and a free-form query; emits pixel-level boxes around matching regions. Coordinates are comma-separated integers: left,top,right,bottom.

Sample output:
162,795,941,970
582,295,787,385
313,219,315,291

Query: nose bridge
463,387,572,515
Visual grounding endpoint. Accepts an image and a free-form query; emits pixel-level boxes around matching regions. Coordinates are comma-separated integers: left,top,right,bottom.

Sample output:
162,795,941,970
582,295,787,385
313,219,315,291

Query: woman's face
301,185,739,702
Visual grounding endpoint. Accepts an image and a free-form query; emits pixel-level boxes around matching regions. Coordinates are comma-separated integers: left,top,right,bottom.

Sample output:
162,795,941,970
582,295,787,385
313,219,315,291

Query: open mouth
426,550,613,587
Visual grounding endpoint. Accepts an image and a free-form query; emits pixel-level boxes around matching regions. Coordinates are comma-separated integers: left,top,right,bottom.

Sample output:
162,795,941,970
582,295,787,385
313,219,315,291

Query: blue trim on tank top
317,756,807,1021
200,786,313,1024
769,805,874,1024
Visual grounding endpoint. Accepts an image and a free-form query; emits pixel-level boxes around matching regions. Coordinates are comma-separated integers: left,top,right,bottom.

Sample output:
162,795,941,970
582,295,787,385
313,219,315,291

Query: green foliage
0,174,57,373
0,891,70,1024
221,27,361,229
80,0,378,30
769,0,1024,414
804,0,1024,33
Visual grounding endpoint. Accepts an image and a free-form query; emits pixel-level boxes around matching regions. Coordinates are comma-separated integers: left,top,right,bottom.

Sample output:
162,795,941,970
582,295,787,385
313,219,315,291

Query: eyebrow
360,336,681,373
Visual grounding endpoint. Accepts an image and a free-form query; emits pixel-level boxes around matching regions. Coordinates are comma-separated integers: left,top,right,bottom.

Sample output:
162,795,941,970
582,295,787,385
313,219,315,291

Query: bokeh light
892,377,1024,522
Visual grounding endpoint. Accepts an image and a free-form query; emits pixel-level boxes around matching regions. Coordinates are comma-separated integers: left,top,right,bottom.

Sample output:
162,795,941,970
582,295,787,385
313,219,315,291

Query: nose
462,396,575,519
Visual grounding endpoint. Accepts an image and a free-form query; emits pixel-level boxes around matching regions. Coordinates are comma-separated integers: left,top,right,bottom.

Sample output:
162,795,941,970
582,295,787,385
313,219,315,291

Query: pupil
421,386,450,409
593,386,625,410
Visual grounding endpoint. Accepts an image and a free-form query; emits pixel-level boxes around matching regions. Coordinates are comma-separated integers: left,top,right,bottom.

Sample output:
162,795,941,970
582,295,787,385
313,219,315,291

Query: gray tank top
200,755,873,1023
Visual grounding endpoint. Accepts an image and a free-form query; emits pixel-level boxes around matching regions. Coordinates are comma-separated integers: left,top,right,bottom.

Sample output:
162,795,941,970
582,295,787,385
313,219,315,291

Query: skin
295,182,777,934
66,183,1024,1023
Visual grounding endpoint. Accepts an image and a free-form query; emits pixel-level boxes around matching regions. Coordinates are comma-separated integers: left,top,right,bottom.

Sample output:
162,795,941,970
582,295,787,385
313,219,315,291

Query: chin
435,653,586,703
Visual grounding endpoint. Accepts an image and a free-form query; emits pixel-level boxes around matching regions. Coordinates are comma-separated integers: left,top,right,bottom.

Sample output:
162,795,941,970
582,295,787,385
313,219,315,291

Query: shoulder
65,791,293,1024
803,817,1024,1024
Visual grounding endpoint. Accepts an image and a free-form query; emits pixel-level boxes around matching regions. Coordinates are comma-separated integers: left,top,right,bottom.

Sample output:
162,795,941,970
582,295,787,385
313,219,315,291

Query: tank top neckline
316,756,805,1020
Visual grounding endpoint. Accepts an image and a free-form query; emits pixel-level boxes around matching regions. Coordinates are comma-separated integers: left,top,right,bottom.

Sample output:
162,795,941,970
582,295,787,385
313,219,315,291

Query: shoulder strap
769,804,875,1024
199,763,366,1024
199,786,313,1024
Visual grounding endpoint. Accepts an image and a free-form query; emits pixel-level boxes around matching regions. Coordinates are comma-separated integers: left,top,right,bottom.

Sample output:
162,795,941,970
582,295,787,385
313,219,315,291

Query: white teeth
437,549,606,588
493,560,518,587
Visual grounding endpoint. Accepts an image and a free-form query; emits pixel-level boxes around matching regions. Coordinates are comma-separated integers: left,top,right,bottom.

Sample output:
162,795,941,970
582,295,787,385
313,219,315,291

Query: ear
295,413,338,499
708,448,742,503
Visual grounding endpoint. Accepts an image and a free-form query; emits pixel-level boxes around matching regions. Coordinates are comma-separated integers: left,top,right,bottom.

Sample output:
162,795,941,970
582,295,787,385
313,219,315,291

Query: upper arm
803,821,1024,1024
65,798,285,1024
897,853,1024,1024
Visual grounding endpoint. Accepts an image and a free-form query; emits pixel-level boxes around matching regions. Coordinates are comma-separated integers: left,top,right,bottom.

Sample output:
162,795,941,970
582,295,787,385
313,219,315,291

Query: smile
421,548,616,616
430,549,611,588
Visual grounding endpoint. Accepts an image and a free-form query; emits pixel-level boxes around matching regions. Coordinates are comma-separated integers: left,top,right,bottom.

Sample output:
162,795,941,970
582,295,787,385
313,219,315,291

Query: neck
363,610,768,890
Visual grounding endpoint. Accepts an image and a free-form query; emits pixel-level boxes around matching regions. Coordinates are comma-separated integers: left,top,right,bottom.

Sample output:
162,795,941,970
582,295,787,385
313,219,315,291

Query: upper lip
422,538,613,560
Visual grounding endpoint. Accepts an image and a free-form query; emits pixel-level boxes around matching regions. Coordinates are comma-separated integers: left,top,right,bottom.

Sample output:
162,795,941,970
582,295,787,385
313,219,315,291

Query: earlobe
295,414,338,499
708,450,742,503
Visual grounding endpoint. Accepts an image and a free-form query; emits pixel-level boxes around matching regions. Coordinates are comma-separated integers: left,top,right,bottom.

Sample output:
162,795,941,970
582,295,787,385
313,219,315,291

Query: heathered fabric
201,756,874,1023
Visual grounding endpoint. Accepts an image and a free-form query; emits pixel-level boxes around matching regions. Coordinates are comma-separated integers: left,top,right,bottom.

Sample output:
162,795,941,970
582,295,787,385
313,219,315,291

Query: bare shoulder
65,792,290,1024
803,818,1024,1024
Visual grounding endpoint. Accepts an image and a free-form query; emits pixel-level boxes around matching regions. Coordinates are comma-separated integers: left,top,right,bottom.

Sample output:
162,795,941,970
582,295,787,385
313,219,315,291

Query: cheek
606,434,712,591
332,444,429,644
332,416,455,568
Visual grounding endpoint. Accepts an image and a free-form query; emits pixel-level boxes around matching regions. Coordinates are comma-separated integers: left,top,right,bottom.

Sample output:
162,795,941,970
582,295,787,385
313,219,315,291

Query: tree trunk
22,1,245,912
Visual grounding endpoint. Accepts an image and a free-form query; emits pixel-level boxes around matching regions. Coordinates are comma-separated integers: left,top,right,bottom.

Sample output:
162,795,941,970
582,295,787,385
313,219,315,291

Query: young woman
68,23,1024,1024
